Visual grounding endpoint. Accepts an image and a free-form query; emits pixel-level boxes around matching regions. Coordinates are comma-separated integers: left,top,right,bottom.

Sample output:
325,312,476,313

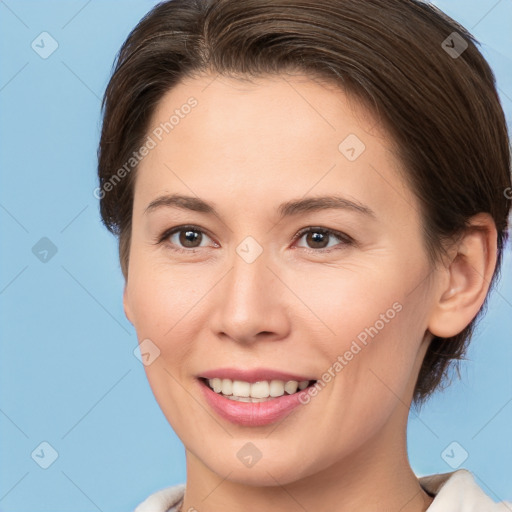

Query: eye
293,227,354,252
156,225,354,254
157,225,216,253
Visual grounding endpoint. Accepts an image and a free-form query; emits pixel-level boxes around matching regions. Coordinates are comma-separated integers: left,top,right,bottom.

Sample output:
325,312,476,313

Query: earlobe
427,213,497,339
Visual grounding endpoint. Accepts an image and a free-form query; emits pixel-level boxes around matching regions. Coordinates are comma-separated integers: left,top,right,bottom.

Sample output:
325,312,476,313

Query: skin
123,73,497,512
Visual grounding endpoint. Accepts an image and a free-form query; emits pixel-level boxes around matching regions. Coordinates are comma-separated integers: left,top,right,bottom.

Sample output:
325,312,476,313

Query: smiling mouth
199,377,317,402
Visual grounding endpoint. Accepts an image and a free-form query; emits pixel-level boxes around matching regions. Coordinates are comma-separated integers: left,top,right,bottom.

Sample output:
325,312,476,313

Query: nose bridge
227,239,272,315
215,236,287,342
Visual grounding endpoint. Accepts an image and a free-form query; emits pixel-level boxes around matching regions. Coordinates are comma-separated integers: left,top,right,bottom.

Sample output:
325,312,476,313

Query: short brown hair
97,0,511,403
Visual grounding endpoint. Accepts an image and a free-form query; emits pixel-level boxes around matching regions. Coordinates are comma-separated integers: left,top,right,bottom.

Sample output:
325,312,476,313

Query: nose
211,243,291,346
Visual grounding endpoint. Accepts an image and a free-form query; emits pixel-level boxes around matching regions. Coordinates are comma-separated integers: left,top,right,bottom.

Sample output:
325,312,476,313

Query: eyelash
156,225,355,254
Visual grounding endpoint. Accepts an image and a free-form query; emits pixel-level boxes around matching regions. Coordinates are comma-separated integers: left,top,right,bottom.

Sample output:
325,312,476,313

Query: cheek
128,255,196,331
127,260,212,372
327,288,428,431
126,264,202,428
287,261,404,347
293,260,428,401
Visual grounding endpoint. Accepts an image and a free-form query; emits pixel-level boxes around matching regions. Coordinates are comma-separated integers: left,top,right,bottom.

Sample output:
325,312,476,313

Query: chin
191,439,322,488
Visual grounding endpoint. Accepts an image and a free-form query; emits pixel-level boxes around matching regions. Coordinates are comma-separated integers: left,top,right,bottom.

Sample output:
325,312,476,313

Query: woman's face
124,73,438,485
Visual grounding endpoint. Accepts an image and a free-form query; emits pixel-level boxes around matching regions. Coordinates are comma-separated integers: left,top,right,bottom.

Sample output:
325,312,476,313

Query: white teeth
226,395,270,403
207,378,312,399
211,378,222,393
284,381,298,394
232,380,251,397
250,380,270,399
269,380,285,397
221,378,233,396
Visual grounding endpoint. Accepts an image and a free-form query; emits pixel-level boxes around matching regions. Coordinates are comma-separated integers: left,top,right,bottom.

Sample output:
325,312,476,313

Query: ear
123,283,134,325
427,213,498,338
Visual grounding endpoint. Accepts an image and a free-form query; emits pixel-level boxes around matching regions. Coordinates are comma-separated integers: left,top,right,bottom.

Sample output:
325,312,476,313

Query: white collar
420,469,511,511
135,470,511,512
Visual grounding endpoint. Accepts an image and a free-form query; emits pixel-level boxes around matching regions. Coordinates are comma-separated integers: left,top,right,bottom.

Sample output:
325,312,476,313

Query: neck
180,415,433,512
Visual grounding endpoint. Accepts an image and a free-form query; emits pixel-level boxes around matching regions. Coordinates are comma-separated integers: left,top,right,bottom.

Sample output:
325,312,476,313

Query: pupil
308,231,327,248
180,230,201,247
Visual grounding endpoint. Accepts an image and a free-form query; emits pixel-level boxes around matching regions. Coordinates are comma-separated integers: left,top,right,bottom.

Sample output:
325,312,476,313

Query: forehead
149,72,381,154
135,73,418,225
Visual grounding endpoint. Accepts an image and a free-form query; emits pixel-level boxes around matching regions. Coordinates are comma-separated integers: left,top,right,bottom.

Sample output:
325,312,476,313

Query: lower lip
198,379,312,427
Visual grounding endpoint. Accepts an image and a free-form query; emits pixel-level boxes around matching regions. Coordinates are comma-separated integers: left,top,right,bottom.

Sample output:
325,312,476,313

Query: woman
96,0,511,510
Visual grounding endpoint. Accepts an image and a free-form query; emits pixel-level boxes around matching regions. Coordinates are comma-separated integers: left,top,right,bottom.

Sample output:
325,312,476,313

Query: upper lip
198,368,316,383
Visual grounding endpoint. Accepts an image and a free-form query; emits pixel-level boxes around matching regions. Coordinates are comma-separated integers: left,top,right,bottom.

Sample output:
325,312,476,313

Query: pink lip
197,378,314,426
198,367,315,383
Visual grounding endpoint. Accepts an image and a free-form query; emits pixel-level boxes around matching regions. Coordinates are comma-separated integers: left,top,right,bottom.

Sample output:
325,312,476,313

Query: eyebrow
144,193,376,219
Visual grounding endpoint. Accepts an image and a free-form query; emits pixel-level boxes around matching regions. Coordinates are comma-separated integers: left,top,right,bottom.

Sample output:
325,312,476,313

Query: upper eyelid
294,226,351,241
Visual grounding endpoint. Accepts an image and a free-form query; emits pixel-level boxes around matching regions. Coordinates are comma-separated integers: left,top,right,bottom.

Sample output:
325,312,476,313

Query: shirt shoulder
420,469,512,511
134,483,185,512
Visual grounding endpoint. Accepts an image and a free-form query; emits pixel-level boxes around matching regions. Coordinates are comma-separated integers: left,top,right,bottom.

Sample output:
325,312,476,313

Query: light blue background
0,1,511,510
